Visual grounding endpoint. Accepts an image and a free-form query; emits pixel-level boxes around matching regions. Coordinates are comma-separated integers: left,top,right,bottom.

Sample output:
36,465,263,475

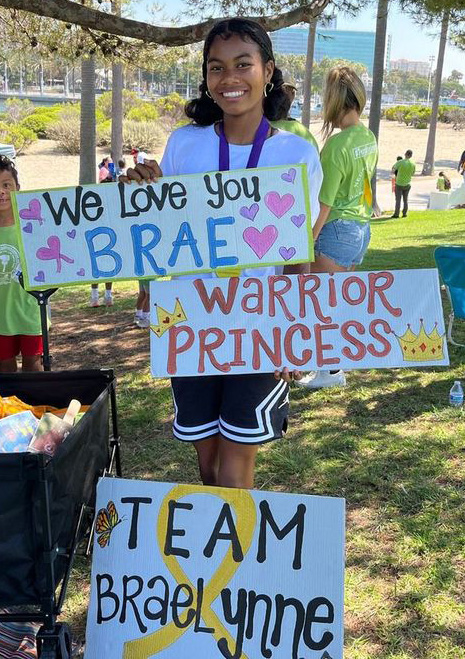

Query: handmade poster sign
149,269,448,377
86,477,345,658
12,165,312,289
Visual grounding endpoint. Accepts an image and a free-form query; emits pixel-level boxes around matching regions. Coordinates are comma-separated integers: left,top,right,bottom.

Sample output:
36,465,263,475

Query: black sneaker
390,215,399,218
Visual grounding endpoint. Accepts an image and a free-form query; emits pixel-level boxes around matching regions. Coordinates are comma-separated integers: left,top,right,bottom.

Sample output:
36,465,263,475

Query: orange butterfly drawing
95,500,123,548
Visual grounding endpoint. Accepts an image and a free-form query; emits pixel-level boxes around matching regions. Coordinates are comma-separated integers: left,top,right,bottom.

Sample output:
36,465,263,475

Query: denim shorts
314,219,371,268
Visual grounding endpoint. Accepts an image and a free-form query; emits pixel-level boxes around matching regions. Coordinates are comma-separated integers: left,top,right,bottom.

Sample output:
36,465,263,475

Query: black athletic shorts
171,373,289,444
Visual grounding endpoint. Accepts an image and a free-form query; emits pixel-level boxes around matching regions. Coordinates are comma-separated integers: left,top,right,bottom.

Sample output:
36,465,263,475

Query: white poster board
149,269,448,377
12,165,313,289
86,478,345,659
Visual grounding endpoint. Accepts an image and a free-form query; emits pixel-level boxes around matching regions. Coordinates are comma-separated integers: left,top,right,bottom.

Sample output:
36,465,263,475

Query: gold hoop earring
263,82,274,98
206,89,213,99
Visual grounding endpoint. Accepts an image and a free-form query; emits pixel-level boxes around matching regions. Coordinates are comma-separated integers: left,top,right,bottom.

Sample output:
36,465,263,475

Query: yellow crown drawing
150,298,187,338
394,319,445,362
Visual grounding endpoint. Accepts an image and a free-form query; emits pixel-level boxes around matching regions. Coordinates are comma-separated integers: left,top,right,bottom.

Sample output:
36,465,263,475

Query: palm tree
421,9,449,175
79,57,96,185
368,0,389,212
110,0,123,166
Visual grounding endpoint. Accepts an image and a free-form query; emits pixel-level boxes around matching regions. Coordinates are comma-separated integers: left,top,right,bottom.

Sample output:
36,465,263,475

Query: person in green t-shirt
296,66,378,391
0,157,43,372
271,82,319,153
391,149,416,218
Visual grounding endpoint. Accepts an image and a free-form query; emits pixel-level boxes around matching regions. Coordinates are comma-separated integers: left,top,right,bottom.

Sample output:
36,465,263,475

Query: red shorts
0,335,43,360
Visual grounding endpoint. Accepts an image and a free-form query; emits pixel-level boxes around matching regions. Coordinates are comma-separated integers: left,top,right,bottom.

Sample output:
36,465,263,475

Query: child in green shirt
0,157,43,372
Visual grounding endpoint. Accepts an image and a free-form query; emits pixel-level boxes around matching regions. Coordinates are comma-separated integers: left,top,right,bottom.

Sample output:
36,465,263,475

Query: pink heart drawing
243,225,278,259
23,222,33,234
264,191,295,219
76,268,85,276
67,229,76,239
291,214,306,228
279,246,297,261
240,203,259,221
34,270,45,283
36,235,74,273
281,168,296,184
19,199,44,225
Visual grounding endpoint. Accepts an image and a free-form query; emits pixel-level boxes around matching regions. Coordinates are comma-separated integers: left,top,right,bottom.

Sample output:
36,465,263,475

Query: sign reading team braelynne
149,269,449,377
86,478,345,659
12,165,312,290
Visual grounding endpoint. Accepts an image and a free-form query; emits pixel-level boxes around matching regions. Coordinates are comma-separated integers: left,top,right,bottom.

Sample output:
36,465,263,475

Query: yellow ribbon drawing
123,484,256,659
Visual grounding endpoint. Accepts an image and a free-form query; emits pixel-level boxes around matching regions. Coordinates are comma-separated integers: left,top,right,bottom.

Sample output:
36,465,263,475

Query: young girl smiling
123,18,322,489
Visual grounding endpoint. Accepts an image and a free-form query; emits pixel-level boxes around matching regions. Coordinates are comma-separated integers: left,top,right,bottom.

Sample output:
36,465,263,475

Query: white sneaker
136,317,150,329
295,370,346,389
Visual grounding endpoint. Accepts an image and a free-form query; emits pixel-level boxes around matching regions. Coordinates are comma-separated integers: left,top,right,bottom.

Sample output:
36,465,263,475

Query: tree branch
0,0,331,45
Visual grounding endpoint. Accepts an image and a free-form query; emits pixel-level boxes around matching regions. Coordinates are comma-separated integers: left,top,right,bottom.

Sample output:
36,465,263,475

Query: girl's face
206,33,274,120
0,169,18,214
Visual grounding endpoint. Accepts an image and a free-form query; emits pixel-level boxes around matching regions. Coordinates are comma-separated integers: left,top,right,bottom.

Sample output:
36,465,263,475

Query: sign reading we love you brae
149,269,449,377
86,477,345,659
12,165,312,290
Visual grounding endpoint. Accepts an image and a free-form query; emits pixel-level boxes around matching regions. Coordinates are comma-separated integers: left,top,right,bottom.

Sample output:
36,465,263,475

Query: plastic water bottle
449,380,464,407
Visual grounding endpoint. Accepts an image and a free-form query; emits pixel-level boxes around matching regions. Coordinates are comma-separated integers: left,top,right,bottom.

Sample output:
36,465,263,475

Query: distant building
270,26,376,74
390,59,430,77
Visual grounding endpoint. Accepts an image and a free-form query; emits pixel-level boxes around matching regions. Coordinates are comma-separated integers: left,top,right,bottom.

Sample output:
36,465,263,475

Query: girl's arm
312,203,332,240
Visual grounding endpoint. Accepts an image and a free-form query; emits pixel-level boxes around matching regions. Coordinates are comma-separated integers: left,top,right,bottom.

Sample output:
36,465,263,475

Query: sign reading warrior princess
150,269,448,377
86,478,345,658
12,165,312,289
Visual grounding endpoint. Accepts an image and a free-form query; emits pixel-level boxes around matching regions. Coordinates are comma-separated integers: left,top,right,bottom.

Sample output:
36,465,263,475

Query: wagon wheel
37,623,72,659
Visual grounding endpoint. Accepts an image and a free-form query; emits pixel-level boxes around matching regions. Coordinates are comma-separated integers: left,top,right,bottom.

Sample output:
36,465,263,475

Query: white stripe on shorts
218,379,287,443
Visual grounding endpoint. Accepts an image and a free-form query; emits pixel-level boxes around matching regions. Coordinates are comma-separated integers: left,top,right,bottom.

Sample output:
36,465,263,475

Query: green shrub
126,103,159,122
3,98,35,124
122,120,166,153
97,120,112,146
96,90,142,119
154,93,186,130
0,122,37,154
48,117,80,154
20,112,57,138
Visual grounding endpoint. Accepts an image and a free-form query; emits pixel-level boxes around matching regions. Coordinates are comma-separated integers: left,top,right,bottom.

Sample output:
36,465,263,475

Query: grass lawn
55,210,465,658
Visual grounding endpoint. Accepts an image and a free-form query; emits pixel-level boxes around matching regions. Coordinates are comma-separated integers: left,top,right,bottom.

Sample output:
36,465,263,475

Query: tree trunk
110,0,123,166
79,57,96,185
111,62,123,164
301,20,316,128
422,10,449,176
368,0,389,214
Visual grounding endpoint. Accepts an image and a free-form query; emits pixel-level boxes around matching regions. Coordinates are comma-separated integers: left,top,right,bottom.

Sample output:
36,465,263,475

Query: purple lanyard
218,115,270,171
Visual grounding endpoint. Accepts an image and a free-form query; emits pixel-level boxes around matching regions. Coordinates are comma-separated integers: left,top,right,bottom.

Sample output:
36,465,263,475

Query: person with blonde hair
296,66,378,390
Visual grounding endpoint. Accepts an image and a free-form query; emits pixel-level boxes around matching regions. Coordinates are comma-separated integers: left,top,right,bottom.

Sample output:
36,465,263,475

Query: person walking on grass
120,18,322,489
296,66,378,390
391,149,415,218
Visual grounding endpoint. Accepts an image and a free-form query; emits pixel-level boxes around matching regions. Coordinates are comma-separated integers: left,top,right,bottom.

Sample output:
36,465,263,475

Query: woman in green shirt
296,66,378,390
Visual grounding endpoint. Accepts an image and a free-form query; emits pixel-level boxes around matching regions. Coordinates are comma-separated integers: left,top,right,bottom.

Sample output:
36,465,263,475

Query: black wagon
0,369,122,658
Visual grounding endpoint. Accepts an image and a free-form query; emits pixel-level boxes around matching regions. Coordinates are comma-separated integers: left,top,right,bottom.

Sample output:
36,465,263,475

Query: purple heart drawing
76,268,85,276
243,225,278,259
281,168,296,184
264,191,295,219
23,222,33,234
34,270,45,283
67,229,76,239
291,214,306,228
279,246,297,261
19,199,44,225
240,203,259,221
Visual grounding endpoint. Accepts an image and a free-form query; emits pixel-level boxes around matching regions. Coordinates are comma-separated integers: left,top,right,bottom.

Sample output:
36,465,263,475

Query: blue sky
134,1,465,77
